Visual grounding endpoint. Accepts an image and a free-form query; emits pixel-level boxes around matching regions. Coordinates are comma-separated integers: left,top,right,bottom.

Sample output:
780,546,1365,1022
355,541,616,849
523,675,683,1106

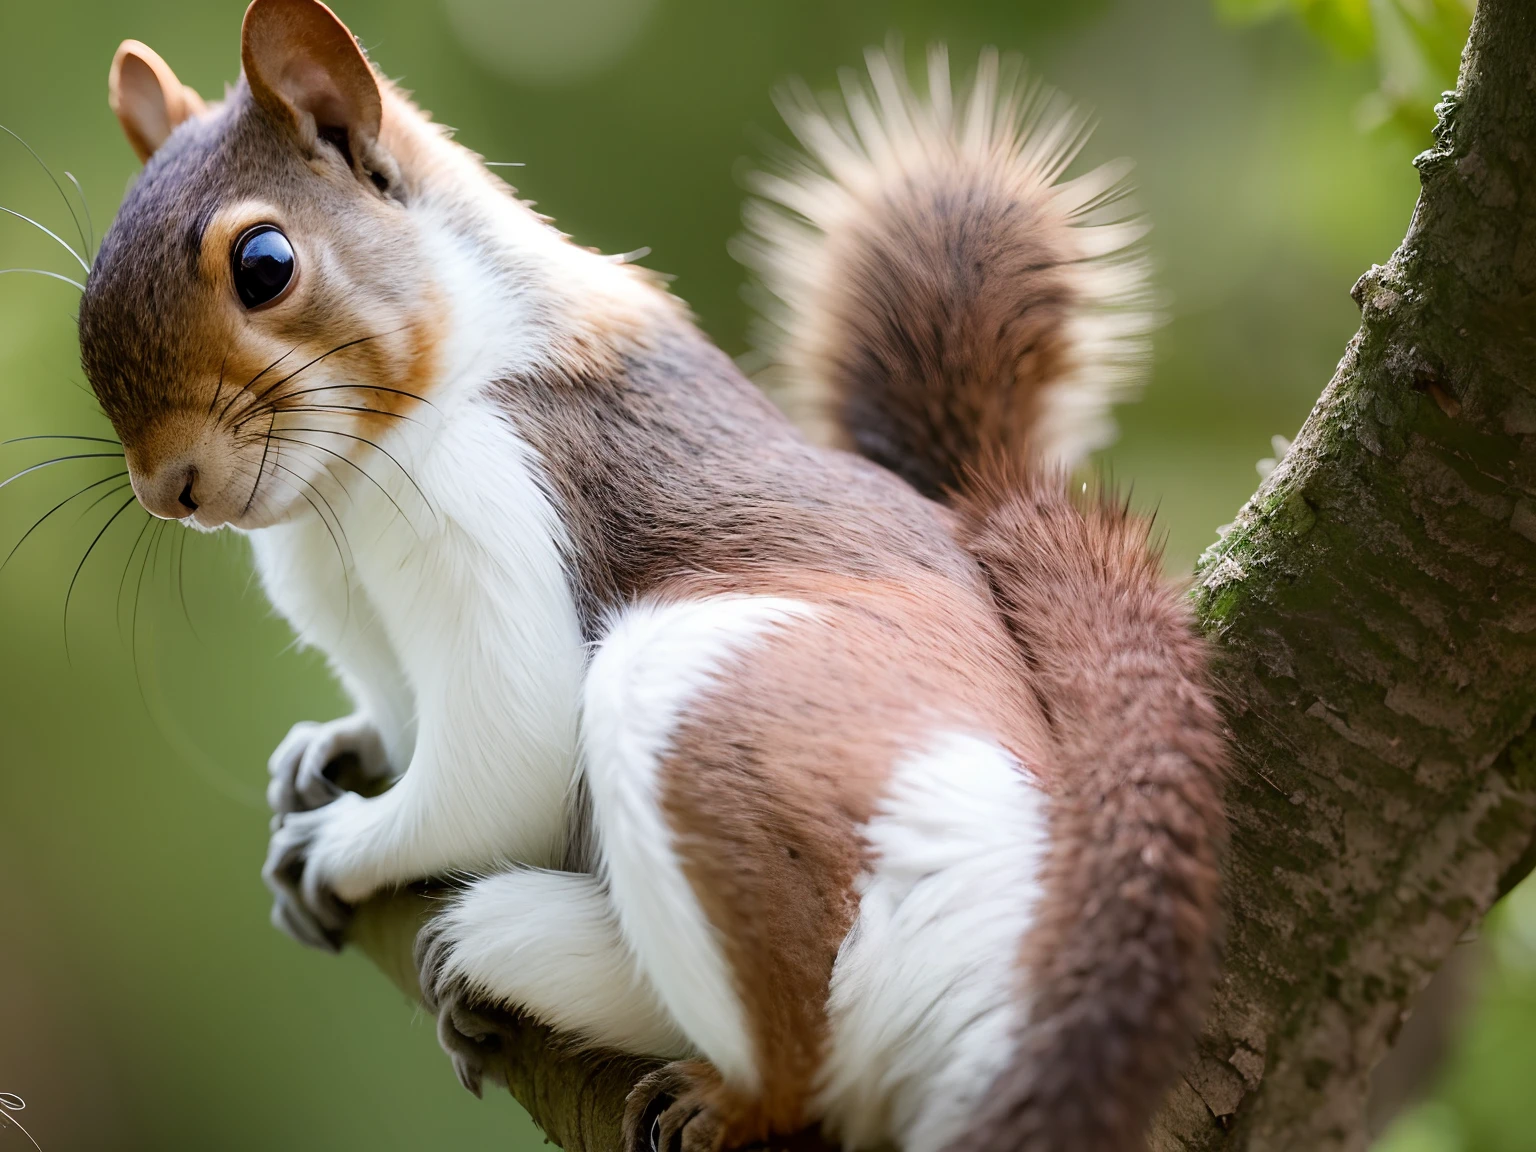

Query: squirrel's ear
109,41,207,163
241,0,385,174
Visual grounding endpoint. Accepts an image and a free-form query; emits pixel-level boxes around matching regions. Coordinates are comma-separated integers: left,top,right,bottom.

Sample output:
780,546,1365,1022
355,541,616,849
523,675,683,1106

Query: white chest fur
251,178,663,899
249,386,586,878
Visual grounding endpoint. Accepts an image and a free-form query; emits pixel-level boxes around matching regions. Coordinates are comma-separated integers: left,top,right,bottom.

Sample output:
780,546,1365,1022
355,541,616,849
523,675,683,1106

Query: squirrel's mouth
120,417,283,532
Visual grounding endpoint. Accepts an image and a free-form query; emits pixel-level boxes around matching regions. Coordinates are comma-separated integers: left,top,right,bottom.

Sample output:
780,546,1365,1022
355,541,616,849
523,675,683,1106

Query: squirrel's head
77,0,447,530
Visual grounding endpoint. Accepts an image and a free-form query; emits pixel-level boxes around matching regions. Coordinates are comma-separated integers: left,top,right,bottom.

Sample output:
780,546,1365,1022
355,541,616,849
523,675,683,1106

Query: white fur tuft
581,595,816,1093
816,731,1049,1152
735,45,1156,467
433,868,691,1056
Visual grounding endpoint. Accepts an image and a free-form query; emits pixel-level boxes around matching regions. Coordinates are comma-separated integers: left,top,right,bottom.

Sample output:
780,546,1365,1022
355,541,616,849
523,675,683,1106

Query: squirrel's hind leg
583,593,839,1148
414,868,690,1093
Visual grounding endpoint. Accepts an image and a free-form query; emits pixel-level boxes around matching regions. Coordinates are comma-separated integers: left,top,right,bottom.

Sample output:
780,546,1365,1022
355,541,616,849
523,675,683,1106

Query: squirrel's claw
623,1063,727,1152
414,916,507,1096
266,713,390,823
263,802,356,952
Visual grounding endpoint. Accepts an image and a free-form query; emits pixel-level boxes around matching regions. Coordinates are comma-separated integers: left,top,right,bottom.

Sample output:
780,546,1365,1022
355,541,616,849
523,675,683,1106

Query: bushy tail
956,472,1226,1151
741,49,1226,1151
736,45,1154,498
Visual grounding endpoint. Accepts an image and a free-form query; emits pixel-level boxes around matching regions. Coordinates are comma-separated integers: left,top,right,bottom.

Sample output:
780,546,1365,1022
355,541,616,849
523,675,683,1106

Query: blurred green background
0,0,1527,1149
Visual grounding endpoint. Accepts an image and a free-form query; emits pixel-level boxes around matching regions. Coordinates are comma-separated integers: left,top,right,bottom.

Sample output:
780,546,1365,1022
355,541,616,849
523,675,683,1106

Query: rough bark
350,0,1536,1146
1153,0,1536,1144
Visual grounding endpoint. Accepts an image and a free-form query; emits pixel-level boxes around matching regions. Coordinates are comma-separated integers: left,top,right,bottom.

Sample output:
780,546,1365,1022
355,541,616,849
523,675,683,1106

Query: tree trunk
1152,0,1536,1144
351,0,1536,1146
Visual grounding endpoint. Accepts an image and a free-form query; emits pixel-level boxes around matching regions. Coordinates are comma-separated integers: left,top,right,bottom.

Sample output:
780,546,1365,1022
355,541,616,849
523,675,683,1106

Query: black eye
231,225,296,309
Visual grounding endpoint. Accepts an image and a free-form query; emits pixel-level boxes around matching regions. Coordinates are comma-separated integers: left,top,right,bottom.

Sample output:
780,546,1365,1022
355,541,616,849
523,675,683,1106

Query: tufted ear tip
109,40,207,163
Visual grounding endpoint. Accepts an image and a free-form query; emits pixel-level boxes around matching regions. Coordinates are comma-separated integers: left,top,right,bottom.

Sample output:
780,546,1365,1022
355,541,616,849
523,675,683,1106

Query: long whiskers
270,437,356,502
217,344,298,423
270,459,352,563
64,492,142,663
75,479,135,521
4,434,121,446
275,382,438,412
127,518,172,697
116,511,158,639
0,206,89,274
228,331,397,426
267,460,353,625
265,402,421,424
0,124,91,266
0,268,84,291
1,451,126,492
207,348,232,419
211,322,452,535
242,410,278,516
269,429,416,527
0,469,130,572
174,523,198,641
63,171,94,262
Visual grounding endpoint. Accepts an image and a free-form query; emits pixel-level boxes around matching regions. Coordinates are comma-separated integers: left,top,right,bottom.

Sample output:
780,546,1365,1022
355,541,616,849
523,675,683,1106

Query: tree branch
351,889,660,1152
350,1,1536,1146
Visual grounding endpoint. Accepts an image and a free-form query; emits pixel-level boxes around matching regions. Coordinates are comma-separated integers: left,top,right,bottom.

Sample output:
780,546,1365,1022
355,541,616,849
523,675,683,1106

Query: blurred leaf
1296,0,1374,57
1214,0,1291,19
1218,0,1473,138
1374,1101,1466,1152
1397,0,1473,81
1218,0,1373,52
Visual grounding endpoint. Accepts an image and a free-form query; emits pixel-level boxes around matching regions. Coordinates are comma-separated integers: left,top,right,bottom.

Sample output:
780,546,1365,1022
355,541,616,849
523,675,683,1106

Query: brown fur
652,570,1047,1142
787,169,1077,501
492,329,978,638
951,469,1227,1152
78,64,447,524
739,48,1154,482
79,0,645,527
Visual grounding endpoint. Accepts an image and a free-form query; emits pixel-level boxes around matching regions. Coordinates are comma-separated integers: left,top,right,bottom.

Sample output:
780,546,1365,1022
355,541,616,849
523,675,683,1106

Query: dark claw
624,1063,720,1152
415,917,505,1097
263,811,352,952
267,716,388,819
413,917,451,1011
436,1005,488,1097
270,892,338,953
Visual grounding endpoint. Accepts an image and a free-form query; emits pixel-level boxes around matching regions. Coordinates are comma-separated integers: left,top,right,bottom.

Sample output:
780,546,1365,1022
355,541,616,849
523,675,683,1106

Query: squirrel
76,2,1227,1150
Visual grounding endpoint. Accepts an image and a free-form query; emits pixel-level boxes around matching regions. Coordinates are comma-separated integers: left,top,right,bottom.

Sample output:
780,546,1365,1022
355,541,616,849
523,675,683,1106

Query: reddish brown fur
800,171,1077,501
652,570,1048,1142
950,468,1227,1152
718,53,1224,1152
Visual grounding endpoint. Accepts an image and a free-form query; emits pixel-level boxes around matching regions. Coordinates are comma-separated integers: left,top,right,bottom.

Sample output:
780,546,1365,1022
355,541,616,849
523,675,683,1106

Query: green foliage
1219,0,1474,135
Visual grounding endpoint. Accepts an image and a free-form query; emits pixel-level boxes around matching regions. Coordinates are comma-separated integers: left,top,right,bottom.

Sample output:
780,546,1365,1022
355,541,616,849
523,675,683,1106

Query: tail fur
736,45,1154,498
956,472,1226,1151
742,49,1226,1151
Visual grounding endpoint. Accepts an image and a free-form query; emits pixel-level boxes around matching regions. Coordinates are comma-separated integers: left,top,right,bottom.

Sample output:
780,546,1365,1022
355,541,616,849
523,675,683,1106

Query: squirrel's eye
231,225,296,309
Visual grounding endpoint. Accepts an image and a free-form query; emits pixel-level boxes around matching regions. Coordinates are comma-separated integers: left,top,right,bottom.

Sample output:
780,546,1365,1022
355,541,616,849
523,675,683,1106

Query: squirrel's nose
136,463,200,520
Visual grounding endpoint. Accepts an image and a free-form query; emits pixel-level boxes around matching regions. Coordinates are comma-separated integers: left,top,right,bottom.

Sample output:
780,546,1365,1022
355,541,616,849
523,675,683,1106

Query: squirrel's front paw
267,713,390,821
414,917,510,1097
263,798,360,952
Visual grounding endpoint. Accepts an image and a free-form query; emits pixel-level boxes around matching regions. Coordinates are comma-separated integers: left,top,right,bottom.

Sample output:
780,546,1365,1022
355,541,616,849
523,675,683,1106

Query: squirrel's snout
134,460,201,521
